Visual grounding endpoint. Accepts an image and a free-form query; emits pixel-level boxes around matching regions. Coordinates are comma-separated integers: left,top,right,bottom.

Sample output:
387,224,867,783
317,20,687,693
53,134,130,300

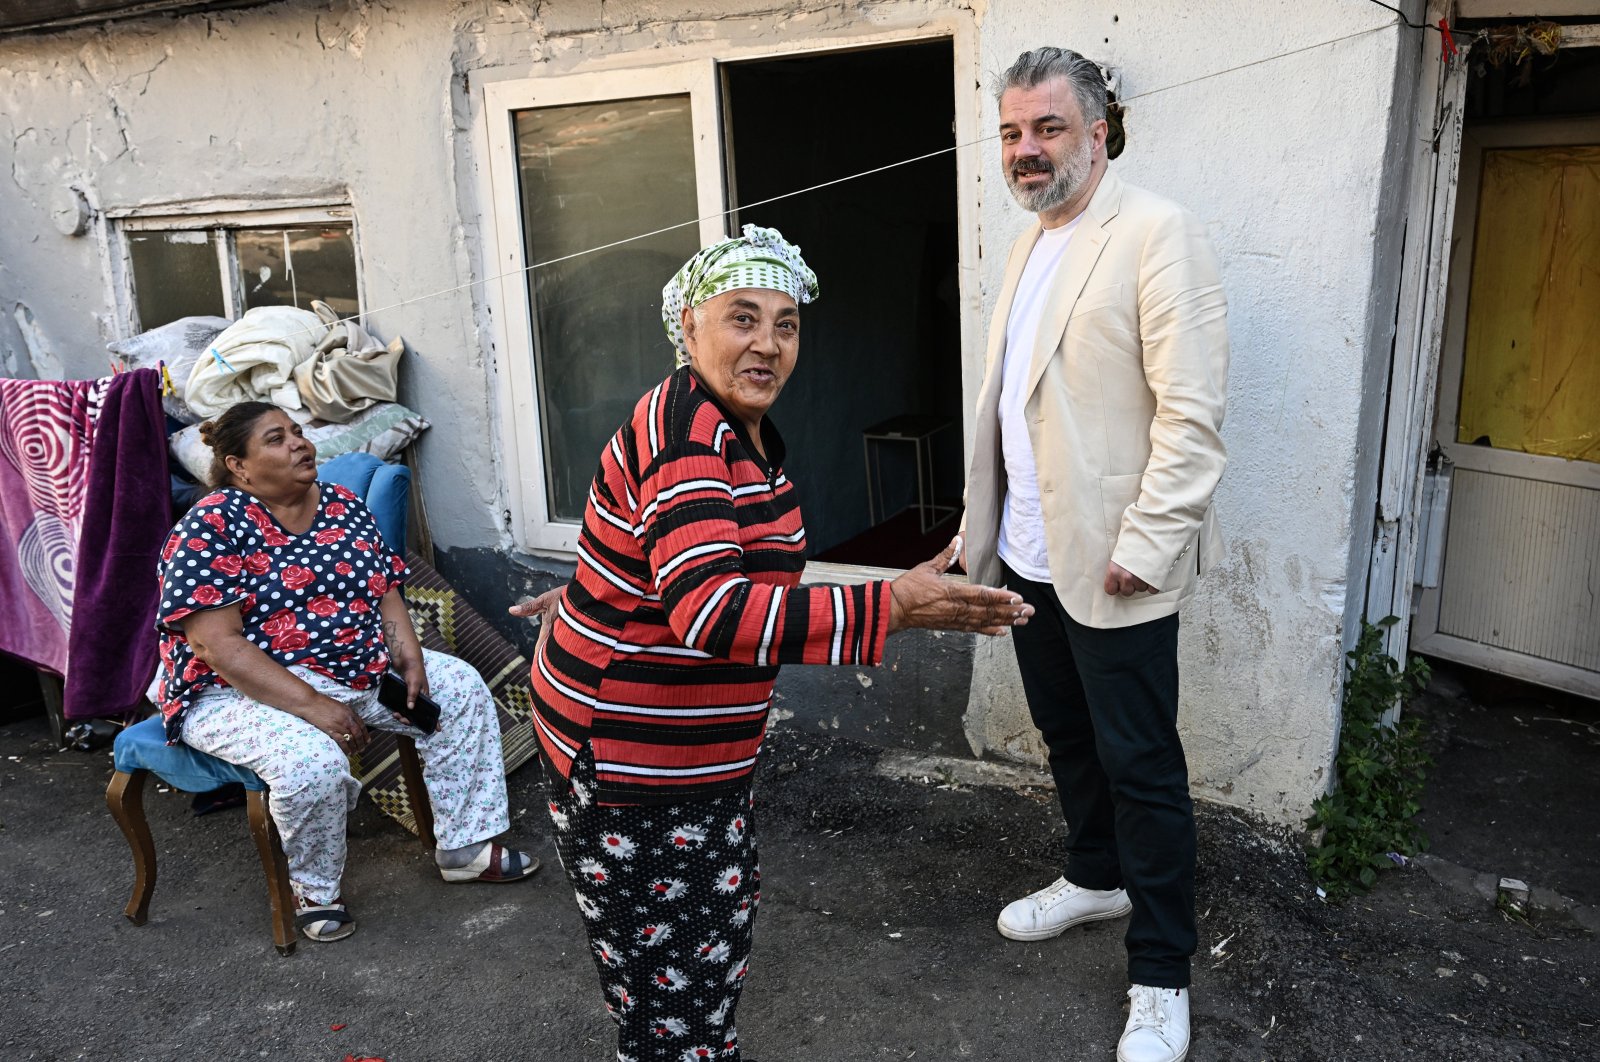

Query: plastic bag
106,316,231,424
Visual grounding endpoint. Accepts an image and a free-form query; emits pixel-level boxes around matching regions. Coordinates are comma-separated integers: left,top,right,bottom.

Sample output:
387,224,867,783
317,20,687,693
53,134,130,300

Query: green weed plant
1306,618,1432,900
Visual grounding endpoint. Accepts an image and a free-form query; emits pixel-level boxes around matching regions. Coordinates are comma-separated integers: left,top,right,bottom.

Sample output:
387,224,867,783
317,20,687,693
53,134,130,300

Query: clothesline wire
264,19,1396,346
1113,22,1393,108
308,139,992,339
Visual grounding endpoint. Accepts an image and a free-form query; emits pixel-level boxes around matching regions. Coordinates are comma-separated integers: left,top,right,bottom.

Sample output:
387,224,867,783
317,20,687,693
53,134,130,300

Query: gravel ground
1,707,1596,1062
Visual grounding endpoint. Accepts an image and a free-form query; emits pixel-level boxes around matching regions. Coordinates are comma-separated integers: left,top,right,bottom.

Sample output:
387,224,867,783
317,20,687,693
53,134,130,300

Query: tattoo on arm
383,619,398,645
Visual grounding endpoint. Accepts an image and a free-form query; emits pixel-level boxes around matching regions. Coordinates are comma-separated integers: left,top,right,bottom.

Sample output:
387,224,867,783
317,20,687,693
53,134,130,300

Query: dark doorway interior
723,40,963,568
1463,35,1600,120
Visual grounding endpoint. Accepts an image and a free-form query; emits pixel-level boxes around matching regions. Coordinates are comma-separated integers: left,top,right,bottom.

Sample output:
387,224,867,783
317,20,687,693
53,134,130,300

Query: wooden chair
105,714,435,956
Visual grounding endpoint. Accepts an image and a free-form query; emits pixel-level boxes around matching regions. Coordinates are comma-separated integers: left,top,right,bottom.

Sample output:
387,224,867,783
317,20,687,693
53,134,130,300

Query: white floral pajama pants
547,747,761,1062
181,648,511,904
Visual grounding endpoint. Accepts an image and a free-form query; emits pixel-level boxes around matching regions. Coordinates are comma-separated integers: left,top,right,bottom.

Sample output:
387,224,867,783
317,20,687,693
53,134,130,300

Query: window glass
237,226,360,316
128,231,226,329
514,96,701,522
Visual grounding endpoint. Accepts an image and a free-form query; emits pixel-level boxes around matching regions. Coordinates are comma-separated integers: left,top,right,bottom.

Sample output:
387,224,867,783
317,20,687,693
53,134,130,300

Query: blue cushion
318,451,382,496
319,452,411,558
112,715,266,793
362,462,411,558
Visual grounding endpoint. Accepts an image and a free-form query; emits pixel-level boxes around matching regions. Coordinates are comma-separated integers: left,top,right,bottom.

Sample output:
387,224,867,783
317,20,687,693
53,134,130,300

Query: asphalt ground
2,685,1597,1062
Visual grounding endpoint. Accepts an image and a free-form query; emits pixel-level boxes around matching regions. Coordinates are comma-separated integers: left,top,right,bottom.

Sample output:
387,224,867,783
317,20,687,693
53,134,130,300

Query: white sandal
439,842,539,884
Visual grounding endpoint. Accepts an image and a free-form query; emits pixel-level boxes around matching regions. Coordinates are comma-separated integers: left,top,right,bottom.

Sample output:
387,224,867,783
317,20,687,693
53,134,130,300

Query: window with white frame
118,205,361,332
484,40,968,568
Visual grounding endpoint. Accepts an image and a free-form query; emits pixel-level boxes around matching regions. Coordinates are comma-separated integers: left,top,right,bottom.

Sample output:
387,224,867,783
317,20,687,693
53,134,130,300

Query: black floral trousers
547,748,761,1062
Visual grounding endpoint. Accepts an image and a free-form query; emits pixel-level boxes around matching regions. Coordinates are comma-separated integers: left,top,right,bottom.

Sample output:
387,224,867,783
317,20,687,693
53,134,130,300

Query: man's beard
1006,138,1093,214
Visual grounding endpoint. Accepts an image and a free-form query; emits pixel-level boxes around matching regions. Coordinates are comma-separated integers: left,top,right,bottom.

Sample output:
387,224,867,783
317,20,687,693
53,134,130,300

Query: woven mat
351,552,539,836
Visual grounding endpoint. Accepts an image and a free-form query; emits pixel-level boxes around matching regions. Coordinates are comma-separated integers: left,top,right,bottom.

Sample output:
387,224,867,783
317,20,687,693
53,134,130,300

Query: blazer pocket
1068,283,1124,319
1098,471,1144,538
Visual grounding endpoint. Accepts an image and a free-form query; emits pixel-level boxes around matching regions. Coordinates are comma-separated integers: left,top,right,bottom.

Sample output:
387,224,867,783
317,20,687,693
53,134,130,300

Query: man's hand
1103,561,1156,597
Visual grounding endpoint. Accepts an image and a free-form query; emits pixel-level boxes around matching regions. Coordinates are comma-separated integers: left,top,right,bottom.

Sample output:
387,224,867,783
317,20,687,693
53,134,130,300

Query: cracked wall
962,0,1418,823
0,0,1413,823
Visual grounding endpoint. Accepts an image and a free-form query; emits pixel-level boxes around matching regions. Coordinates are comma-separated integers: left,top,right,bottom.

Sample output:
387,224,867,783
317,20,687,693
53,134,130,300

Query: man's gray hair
996,47,1108,124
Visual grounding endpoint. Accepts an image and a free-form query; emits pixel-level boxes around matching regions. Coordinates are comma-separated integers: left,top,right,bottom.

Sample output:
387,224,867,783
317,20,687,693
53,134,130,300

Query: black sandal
295,897,356,942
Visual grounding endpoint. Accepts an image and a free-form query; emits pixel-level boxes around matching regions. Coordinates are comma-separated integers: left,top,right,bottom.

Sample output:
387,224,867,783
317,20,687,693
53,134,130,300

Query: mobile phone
378,670,441,735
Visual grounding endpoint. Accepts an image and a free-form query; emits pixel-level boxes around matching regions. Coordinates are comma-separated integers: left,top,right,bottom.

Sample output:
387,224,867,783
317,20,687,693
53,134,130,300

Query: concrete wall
0,0,1420,823
0,0,505,551
964,1,1419,821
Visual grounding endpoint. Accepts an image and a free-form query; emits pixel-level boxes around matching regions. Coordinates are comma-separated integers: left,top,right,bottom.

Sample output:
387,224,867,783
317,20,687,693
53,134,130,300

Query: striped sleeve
638,445,891,668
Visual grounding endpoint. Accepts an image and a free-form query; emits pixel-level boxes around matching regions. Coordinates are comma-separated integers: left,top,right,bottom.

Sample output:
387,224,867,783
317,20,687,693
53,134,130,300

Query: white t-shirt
997,218,1079,583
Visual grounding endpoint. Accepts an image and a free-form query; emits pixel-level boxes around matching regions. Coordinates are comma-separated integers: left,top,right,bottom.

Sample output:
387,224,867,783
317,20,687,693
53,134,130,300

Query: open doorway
1412,41,1600,698
722,40,963,569
1404,31,1600,910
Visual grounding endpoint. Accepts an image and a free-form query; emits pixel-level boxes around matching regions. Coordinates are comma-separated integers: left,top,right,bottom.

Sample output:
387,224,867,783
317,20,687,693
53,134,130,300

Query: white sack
184,305,323,418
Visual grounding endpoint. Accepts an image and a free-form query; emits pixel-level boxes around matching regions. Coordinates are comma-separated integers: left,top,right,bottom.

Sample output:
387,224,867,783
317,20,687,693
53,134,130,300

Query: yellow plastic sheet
1458,145,1600,463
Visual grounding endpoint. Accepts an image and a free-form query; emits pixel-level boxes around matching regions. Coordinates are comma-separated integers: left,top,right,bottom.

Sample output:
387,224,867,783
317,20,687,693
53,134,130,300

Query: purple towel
63,369,170,720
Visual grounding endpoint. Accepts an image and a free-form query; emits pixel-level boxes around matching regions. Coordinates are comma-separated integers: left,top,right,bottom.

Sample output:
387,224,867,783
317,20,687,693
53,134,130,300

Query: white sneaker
1117,984,1190,1062
995,876,1132,941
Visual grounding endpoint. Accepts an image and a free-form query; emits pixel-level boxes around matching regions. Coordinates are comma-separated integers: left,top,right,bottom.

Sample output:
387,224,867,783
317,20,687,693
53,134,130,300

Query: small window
236,226,359,317
126,230,226,328
119,207,360,331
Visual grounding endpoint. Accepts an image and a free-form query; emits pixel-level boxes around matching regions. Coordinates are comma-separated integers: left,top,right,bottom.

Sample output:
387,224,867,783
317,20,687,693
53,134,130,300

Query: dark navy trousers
1004,564,1197,988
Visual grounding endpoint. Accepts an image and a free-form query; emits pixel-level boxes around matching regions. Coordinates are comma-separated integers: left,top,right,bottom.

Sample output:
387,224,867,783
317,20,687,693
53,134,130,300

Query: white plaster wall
0,0,507,548
0,0,984,556
963,1,1416,822
0,0,1416,823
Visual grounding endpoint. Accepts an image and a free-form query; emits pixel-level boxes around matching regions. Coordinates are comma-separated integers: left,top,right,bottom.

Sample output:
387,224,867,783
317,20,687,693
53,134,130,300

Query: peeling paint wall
0,0,504,547
0,0,1416,823
963,1,1419,822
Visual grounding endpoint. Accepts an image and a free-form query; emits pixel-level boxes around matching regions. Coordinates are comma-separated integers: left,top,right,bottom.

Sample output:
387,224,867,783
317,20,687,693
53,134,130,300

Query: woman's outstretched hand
509,587,564,656
888,536,1034,636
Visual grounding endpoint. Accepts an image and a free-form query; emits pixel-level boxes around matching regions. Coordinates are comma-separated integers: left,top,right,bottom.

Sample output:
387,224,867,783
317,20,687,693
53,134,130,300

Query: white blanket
184,306,324,417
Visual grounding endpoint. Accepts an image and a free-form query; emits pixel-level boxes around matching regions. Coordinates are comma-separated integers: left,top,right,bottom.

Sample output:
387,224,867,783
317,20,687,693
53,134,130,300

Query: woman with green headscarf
513,225,1031,1060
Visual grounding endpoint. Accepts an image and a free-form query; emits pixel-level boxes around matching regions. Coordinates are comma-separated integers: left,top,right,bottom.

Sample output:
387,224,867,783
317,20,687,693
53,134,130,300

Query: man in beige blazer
963,47,1227,1062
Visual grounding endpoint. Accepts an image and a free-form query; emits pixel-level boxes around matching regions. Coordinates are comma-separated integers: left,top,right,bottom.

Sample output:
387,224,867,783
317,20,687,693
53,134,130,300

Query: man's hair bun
1105,97,1126,161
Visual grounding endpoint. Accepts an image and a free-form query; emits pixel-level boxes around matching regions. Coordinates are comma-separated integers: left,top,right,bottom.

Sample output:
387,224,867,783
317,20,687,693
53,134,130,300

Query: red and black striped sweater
530,368,893,804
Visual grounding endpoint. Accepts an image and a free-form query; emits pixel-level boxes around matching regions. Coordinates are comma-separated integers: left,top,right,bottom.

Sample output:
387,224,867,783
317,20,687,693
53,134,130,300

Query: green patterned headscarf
662,224,820,366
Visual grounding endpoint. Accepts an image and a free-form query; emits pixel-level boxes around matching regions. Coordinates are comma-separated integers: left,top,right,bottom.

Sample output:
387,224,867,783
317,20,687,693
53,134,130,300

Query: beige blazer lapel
964,224,1043,589
984,227,1042,376
973,225,1043,423
1023,171,1125,399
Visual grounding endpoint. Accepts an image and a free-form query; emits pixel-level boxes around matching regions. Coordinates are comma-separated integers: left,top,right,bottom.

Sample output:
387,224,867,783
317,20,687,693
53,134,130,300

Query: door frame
1368,14,1600,692
479,61,728,555
1363,3,1472,669
470,19,982,566
1411,116,1600,697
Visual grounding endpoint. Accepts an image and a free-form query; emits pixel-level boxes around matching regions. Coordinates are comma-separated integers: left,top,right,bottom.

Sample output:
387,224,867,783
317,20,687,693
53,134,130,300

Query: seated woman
513,225,1033,1060
155,401,537,944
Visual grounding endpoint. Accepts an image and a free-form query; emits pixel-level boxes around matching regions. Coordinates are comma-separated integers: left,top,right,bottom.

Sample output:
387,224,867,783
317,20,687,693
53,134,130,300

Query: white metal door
1413,119,1600,697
